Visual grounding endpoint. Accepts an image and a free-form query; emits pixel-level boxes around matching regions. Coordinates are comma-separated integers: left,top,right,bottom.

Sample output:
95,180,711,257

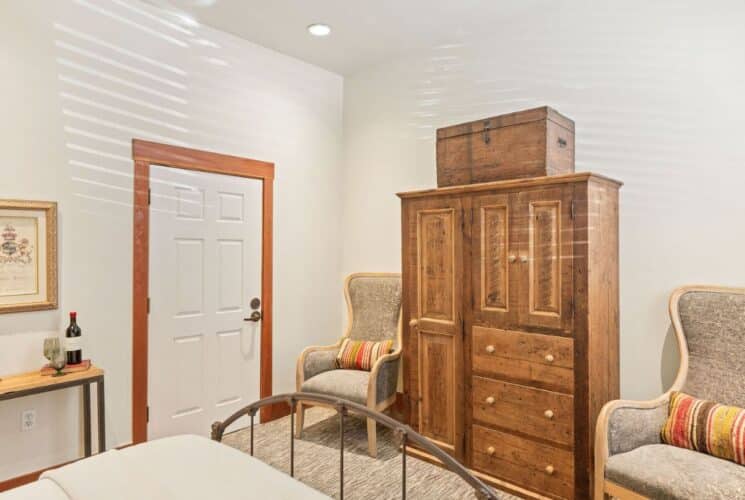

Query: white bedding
2,435,329,499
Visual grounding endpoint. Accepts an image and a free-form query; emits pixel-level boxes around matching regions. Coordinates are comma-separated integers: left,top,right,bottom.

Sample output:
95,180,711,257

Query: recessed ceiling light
307,23,331,37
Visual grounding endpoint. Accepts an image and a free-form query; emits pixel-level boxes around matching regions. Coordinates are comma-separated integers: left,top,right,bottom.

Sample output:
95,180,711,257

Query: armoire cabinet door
404,197,464,458
516,187,574,332
471,193,520,327
418,330,461,452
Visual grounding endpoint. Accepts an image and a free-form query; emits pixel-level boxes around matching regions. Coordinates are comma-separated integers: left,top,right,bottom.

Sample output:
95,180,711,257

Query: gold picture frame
0,200,57,313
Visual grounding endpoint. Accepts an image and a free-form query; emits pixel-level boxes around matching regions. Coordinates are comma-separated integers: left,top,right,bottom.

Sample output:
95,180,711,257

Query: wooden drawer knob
545,465,555,475
485,345,495,354
520,255,528,263
544,409,554,419
487,446,496,456
508,255,517,263
544,354,555,363
409,318,419,328
485,396,495,405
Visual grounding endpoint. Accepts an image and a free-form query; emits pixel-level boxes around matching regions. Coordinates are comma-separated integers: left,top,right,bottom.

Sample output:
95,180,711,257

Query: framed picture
0,200,57,314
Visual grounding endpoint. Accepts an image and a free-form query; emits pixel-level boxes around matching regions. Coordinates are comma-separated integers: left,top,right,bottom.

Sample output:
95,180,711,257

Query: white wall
341,0,745,400
0,0,344,480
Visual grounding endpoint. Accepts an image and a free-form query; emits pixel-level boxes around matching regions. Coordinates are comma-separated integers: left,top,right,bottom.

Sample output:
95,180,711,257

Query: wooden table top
0,365,104,397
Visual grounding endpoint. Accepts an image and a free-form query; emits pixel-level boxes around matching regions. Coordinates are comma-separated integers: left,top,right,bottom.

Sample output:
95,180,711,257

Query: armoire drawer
472,326,574,394
472,425,574,499
472,376,573,447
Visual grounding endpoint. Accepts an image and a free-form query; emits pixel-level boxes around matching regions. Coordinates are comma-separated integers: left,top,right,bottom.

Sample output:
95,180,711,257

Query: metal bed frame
211,392,497,500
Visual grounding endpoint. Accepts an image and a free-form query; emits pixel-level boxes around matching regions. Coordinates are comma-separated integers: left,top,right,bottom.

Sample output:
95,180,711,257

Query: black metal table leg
250,411,255,456
290,398,295,477
97,376,106,452
339,406,345,500
83,382,91,457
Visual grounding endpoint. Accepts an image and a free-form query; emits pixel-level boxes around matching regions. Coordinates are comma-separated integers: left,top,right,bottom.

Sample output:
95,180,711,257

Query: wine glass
43,337,66,377
43,337,59,362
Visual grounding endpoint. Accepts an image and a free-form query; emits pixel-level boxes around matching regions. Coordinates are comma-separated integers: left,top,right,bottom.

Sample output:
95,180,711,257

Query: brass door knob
487,446,496,456
544,409,554,419
545,354,555,363
485,345,496,354
545,465,555,475
520,255,528,263
409,318,419,328
485,396,495,405
508,255,517,263
243,311,262,322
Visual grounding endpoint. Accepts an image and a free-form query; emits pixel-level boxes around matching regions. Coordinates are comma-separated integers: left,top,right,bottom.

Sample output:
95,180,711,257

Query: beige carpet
222,407,517,499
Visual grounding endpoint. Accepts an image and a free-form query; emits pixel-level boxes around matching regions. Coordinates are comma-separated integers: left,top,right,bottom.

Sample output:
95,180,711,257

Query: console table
0,366,105,456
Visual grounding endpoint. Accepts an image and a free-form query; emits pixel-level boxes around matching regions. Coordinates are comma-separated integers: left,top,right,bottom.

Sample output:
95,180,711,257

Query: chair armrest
368,349,401,407
594,394,670,498
600,396,670,456
296,343,340,389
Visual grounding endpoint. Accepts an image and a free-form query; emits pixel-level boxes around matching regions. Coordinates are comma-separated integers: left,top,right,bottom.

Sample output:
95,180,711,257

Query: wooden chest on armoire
398,173,620,499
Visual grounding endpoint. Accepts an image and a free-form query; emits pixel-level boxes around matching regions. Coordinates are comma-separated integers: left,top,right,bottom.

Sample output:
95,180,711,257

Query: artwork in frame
0,200,57,313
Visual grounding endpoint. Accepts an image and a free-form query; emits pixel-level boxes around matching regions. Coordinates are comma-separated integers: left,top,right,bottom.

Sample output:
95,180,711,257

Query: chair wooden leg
295,402,304,439
605,480,649,500
367,417,377,457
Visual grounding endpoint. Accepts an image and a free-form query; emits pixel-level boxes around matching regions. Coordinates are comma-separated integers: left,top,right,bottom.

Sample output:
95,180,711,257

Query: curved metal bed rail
211,392,497,500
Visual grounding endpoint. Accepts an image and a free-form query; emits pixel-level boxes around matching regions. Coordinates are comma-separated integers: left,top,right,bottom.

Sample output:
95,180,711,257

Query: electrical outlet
21,409,36,432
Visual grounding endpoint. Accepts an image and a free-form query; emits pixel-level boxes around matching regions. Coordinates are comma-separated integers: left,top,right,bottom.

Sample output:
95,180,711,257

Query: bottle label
65,336,82,352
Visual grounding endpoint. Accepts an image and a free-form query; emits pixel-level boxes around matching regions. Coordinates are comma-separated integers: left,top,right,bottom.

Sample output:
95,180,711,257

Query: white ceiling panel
140,0,546,75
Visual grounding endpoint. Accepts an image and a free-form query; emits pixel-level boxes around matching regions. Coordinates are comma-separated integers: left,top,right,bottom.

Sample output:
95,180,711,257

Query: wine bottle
65,311,82,365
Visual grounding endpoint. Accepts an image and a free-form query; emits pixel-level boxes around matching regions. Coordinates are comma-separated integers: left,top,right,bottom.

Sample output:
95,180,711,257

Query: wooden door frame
131,139,279,445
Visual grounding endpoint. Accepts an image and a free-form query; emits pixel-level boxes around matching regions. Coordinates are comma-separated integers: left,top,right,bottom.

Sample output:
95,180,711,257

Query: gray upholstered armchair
595,285,745,499
295,273,402,457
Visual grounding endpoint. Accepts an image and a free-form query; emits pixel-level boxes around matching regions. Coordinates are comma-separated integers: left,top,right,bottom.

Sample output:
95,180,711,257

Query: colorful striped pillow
661,391,745,465
335,338,394,371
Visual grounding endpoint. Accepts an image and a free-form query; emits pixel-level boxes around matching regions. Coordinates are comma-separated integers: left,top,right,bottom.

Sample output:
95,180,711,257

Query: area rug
222,407,516,499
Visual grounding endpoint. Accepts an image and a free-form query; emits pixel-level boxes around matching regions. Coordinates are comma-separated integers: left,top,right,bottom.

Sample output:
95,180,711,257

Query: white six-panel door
148,165,262,439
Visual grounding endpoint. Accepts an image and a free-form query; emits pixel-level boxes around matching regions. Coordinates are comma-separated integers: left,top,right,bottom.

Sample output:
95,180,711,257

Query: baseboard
0,441,140,493
0,463,67,492
1,457,87,492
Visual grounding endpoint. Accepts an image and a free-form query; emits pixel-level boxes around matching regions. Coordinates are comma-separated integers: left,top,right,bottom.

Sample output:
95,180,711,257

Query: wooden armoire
398,173,620,499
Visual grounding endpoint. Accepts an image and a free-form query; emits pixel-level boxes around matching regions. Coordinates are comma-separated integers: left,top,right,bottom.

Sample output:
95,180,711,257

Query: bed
3,393,496,500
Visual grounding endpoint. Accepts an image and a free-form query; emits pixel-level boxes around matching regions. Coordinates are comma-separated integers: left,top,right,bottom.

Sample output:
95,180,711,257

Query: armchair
295,273,402,457
595,285,745,499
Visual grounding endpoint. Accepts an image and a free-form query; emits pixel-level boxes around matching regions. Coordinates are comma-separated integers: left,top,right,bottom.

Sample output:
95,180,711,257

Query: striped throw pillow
335,338,394,371
661,391,745,465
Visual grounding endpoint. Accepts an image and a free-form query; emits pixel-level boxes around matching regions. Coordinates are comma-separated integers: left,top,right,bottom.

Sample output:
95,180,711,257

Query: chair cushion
301,369,370,404
336,338,393,371
606,444,745,499
662,391,745,465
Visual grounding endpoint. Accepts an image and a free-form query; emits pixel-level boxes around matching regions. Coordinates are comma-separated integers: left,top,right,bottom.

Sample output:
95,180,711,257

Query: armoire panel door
516,187,574,332
418,330,461,451
471,192,520,327
418,206,458,324
405,197,464,458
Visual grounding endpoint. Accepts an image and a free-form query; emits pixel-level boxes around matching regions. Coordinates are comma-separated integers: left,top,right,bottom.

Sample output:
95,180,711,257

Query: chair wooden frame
594,284,745,499
295,272,403,457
